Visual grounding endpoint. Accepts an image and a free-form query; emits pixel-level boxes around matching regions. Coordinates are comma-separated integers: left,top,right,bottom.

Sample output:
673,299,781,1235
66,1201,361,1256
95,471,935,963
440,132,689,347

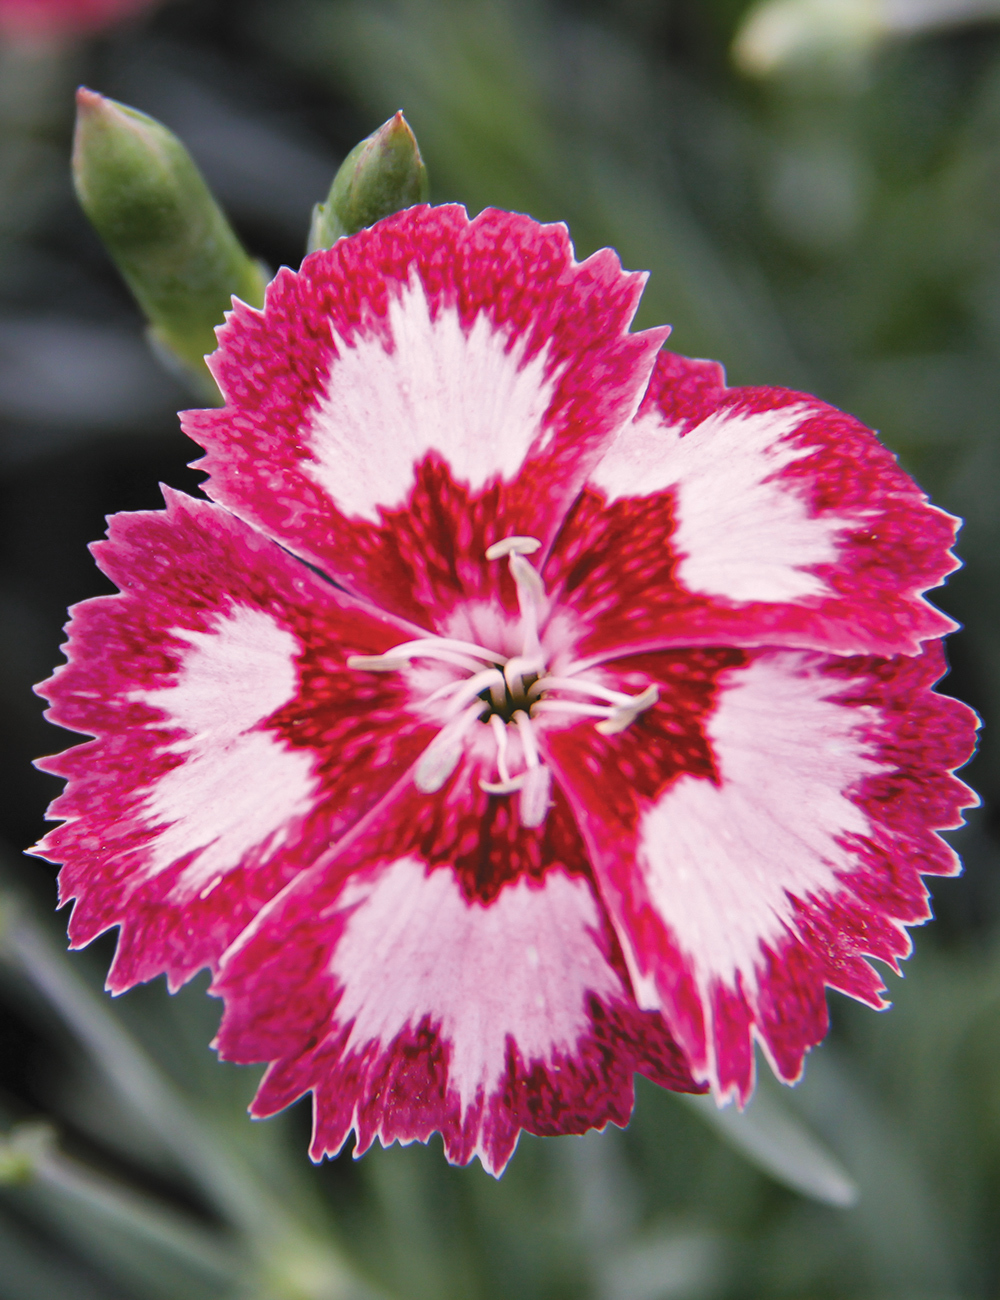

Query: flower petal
545,641,978,1101
549,351,960,661
33,490,435,991
184,205,666,626
213,768,700,1176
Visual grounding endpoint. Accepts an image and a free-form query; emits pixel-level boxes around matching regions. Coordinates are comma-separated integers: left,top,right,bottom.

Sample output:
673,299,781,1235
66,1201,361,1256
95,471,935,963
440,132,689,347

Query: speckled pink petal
34,490,435,990
549,351,960,661
213,762,701,1175
184,205,667,628
545,639,978,1101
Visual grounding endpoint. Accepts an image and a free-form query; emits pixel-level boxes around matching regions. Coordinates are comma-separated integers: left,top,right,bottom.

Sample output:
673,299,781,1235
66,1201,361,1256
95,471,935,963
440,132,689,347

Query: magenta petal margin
34,205,978,1173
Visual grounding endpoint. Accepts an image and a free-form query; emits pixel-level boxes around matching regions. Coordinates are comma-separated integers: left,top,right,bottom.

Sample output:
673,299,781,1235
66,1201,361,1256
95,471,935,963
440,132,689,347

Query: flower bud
733,0,1000,79
307,111,429,252
732,0,881,78
72,87,268,401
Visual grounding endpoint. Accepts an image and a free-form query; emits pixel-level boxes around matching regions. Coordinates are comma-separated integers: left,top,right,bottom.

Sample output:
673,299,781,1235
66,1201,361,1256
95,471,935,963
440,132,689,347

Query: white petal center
305,277,558,522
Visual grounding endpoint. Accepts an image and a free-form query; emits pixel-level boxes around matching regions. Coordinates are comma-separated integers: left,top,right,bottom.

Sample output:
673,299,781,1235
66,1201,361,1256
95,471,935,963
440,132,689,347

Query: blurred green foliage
2,1,1000,1297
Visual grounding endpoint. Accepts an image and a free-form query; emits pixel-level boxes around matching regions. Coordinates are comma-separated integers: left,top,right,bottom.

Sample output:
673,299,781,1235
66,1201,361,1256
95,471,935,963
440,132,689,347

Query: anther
346,654,411,672
596,684,659,735
485,535,541,560
480,775,526,796
532,684,659,733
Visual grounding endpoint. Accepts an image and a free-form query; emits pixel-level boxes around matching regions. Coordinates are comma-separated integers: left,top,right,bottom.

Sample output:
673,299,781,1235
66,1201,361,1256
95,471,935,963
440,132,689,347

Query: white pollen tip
595,716,634,736
346,654,410,671
485,535,542,560
519,765,552,828
480,775,526,796
632,684,660,710
414,742,463,793
595,685,659,736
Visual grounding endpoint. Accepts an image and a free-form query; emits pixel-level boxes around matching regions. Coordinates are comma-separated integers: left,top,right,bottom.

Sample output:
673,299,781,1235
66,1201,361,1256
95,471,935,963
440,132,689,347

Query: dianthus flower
35,206,977,1174
0,0,159,39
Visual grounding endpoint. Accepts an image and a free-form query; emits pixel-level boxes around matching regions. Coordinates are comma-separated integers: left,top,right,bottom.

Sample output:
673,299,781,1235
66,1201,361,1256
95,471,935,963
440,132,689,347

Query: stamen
519,764,552,828
485,536,542,560
480,712,551,826
352,534,656,829
513,710,541,768
532,700,617,720
503,652,545,698
490,714,511,784
533,684,659,734
485,537,547,664
425,668,505,712
527,676,634,706
413,702,484,793
480,717,518,794
595,685,659,735
392,636,507,663
345,654,412,672
508,552,546,609
480,775,526,796
509,552,545,659
348,637,507,677
439,669,505,715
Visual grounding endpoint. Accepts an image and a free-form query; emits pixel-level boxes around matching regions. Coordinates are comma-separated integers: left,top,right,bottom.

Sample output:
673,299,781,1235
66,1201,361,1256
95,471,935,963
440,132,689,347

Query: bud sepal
72,88,268,402
307,111,429,252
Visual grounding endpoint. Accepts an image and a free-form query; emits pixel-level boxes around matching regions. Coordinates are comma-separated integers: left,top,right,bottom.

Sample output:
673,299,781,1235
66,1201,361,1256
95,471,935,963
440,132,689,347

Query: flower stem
0,883,385,1299
0,1120,242,1285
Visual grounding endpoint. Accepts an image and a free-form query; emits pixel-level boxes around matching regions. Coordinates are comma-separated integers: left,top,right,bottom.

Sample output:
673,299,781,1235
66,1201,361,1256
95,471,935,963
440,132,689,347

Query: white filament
414,703,485,793
490,714,511,784
519,764,552,828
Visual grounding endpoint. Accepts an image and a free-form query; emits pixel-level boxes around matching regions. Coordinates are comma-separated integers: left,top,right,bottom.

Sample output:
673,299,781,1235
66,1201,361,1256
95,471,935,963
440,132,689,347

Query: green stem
0,888,384,1298
1,1121,242,1285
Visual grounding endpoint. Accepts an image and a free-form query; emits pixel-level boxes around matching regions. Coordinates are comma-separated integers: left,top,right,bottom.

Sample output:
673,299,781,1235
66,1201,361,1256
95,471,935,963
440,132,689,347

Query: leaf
680,1084,857,1207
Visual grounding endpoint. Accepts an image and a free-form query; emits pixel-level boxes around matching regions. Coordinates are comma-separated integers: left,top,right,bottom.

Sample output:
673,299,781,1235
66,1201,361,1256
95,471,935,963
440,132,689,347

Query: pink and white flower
0,0,160,40
35,205,978,1174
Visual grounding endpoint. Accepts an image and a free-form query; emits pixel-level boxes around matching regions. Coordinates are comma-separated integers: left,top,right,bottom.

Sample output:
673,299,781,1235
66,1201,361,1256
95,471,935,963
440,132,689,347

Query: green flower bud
307,111,429,253
72,87,268,403
732,0,881,78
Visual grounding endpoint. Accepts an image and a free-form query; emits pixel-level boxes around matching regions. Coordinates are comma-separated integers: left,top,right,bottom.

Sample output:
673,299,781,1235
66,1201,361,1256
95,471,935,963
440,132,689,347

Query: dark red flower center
347,536,659,827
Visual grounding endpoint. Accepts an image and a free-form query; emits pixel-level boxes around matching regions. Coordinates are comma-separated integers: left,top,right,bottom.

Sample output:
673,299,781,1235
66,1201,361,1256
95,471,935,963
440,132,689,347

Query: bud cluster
72,89,428,401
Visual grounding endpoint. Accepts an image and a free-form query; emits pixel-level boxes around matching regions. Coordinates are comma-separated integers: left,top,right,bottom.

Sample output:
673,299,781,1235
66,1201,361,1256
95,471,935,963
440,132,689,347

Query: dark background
2,2,999,1297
